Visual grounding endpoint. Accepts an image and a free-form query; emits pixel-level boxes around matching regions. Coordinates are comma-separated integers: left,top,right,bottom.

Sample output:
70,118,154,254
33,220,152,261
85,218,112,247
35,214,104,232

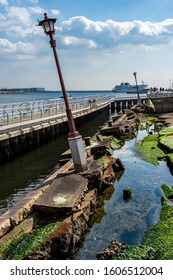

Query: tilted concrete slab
34,174,88,213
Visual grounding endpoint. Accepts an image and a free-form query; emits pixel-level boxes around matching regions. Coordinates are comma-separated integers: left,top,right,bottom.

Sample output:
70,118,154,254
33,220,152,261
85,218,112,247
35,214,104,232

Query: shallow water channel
73,128,173,260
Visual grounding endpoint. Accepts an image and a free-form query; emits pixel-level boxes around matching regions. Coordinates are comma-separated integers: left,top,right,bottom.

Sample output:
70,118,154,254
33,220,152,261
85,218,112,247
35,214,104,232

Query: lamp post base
68,135,88,173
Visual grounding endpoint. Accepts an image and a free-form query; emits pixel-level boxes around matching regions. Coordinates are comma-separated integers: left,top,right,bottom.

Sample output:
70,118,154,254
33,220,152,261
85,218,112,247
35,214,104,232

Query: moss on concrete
161,184,173,199
159,126,173,136
136,134,166,165
100,156,109,168
160,205,173,220
167,153,173,165
159,135,173,151
123,188,132,201
137,122,146,130
113,245,157,260
0,220,60,260
142,217,173,259
108,136,124,149
146,116,157,126
140,183,173,259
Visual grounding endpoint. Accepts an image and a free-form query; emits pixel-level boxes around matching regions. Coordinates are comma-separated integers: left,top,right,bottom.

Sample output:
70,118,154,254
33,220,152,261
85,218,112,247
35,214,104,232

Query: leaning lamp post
38,13,88,173
133,71,141,105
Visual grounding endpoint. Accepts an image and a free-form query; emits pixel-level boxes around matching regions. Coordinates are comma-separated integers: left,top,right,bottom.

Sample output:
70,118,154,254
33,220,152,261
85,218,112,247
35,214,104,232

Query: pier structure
0,94,147,161
147,91,173,113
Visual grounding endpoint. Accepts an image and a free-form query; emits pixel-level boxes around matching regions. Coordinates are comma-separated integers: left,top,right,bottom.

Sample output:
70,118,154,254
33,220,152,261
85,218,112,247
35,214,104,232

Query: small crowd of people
149,87,165,92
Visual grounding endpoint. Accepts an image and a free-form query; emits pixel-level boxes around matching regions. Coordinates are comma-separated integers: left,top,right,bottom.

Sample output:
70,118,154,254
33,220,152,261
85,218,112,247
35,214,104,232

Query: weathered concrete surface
157,112,173,126
0,160,73,238
0,212,39,245
34,174,88,213
100,110,138,136
152,98,173,113
91,140,111,158
0,218,11,238
97,239,126,260
25,189,97,260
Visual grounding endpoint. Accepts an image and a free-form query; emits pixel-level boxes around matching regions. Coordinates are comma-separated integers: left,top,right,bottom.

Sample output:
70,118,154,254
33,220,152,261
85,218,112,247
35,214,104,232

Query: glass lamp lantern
38,13,56,35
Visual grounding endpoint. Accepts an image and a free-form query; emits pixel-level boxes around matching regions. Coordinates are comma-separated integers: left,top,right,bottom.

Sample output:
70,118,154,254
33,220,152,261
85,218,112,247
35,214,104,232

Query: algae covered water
74,128,173,260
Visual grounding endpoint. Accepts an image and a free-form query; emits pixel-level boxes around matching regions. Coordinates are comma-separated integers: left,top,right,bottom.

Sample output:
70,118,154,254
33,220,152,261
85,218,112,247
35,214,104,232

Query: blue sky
1,0,173,90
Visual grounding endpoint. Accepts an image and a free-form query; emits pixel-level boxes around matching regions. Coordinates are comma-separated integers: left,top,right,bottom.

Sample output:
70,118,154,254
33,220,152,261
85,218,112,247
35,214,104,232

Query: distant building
8,87,45,92
29,88,45,92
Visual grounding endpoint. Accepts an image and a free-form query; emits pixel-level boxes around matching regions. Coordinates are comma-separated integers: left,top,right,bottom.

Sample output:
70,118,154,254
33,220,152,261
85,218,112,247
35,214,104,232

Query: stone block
0,218,11,238
16,198,35,218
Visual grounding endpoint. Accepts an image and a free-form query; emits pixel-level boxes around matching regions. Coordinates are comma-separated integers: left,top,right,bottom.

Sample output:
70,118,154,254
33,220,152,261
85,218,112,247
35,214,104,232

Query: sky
1,0,173,90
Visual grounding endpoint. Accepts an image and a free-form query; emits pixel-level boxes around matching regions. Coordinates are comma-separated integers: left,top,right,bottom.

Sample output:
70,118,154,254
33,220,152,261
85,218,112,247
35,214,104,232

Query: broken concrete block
0,218,11,238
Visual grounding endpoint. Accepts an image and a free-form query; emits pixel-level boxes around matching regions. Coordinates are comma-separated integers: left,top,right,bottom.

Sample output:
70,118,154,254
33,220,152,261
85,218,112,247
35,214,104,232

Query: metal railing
0,95,115,126
147,90,173,99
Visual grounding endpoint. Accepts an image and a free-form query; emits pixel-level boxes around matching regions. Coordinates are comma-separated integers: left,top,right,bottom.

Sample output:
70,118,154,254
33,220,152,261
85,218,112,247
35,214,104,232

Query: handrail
0,94,116,126
0,94,146,127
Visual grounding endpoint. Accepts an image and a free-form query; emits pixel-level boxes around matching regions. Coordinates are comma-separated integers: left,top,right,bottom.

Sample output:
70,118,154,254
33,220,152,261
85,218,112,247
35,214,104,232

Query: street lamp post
133,71,141,105
38,13,88,173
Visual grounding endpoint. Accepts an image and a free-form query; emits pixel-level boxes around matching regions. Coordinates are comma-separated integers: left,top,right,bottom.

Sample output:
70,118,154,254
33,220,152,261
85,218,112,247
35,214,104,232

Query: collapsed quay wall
1,95,171,163
0,106,108,163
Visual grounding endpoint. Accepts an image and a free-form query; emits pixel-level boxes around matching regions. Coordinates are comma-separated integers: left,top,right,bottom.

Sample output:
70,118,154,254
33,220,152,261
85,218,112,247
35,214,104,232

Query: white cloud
0,38,35,55
51,9,60,16
0,0,8,5
60,16,173,49
7,24,41,37
0,6,43,38
62,36,97,48
5,6,32,26
28,6,45,15
0,12,6,20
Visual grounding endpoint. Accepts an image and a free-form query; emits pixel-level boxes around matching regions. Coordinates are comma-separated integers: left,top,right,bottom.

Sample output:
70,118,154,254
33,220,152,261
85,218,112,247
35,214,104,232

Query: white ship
112,81,149,94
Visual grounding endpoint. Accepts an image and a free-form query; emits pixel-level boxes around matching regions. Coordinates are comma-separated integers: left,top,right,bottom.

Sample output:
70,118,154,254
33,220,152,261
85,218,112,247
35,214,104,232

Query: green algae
108,136,124,150
146,116,157,126
137,122,146,130
106,147,113,155
113,245,157,260
91,133,99,142
159,135,173,151
167,153,173,165
141,183,173,259
136,134,166,165
142,218,173,259
160,205,173,220
159,126,173,136
0,220,60,260
161,183,173,199
100,156,109,168
123,188,132,201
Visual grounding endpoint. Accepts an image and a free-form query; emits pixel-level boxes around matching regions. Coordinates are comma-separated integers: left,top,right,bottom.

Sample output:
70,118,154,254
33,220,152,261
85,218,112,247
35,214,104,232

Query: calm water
0,90,141,106
0,90,114,105
74,129,173,259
